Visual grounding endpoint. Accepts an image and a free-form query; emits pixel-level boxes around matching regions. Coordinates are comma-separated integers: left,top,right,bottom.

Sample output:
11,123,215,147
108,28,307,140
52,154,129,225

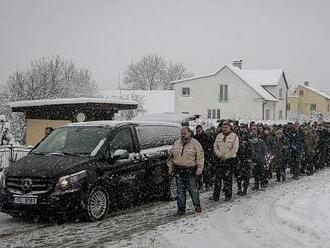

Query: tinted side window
137,125,180,149
110,128,134,153
163,126,180,145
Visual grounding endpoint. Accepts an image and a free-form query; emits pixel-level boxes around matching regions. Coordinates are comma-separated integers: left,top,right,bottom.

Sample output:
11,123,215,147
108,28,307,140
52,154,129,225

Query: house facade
172,62,288,121
288,83,330,119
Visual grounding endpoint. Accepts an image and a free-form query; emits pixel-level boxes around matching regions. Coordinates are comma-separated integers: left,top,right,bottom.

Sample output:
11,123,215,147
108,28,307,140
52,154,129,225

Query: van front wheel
86,185,109,221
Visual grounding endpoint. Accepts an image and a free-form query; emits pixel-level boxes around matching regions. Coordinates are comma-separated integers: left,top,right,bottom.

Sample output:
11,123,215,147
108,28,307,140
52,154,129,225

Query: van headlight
0,173,5,189
57,170,86,190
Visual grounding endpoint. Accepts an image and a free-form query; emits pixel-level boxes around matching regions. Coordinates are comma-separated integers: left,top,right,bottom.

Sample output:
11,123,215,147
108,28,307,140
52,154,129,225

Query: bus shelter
10,98,137,146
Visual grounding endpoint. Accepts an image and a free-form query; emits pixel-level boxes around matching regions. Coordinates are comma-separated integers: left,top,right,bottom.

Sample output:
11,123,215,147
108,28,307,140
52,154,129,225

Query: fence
0,145,33,169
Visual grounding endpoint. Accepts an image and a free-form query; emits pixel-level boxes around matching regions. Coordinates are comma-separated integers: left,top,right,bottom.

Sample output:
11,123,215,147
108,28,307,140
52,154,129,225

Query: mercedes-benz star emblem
21,179,33,191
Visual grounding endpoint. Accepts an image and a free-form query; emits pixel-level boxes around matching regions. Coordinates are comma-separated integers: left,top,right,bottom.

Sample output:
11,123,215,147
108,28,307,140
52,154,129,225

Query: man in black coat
249,124,268,190
194,125,213,190
236,129,252,195
287,122,305,179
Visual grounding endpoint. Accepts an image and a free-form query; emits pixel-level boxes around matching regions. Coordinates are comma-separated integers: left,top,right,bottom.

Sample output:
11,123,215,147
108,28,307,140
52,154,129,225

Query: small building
9,98,137,146
288,82,330,119
171,61,288,121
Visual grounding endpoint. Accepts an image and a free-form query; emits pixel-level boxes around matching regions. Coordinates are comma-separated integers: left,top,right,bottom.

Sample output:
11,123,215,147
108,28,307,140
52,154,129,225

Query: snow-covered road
114,170,330,248
1,169,330,248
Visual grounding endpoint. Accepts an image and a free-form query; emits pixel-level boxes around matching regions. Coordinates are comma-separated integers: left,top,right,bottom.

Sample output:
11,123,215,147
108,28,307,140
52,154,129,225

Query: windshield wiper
48,152,65,156
30,151,46,155
47,151,86,156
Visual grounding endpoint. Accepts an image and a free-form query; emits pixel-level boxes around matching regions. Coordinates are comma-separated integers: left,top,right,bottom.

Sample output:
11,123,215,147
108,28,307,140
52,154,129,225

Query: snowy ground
1,169,330,248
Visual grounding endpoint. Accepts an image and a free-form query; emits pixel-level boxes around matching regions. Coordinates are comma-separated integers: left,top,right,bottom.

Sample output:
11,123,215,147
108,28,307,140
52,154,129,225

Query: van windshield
32,126,112,156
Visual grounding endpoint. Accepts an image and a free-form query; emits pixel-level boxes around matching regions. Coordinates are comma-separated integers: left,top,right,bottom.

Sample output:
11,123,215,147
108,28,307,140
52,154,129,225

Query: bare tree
0,56,99,143
123,54,193,90
4,56,98,101
164,62,194,90
114,92,146,120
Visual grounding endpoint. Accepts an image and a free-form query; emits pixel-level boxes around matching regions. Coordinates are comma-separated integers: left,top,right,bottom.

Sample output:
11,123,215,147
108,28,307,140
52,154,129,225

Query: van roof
63,120,182,128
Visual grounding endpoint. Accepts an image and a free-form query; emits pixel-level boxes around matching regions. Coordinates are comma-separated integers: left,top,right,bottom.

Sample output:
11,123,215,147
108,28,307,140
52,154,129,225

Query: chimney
232,59,242,69
304,81,309,87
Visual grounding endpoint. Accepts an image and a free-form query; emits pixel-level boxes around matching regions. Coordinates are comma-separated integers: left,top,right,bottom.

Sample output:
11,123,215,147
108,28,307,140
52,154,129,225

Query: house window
279,88,283,99
207,109,221,119
287,103,291,111
217,109,221,119
212,109,216,119
207,109,212,119
299,90,304,96
310,104,316,111
279,110,283,120
219,84,228,102
265,109,270,120
182,87,190,97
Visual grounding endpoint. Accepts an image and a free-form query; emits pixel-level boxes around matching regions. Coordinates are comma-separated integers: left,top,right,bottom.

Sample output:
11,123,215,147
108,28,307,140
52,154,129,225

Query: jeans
175,167,200,211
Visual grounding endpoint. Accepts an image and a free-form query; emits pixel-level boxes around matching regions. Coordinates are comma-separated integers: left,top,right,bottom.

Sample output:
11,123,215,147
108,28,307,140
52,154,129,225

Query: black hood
4,154,95,178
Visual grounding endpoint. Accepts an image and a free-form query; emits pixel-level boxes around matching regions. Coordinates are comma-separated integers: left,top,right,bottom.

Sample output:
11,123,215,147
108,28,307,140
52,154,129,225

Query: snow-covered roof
171,64,286,102
226,65,278,101
238,68,284,86
297,84,330,100
171,73,215,84
9,98,137,108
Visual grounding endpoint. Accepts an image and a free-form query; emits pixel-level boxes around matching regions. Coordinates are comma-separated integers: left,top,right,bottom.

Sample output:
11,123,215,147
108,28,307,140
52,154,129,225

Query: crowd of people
167,119,330,216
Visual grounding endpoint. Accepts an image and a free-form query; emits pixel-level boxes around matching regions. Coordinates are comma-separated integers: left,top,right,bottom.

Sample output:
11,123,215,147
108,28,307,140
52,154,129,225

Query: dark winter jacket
288,129,305,153
249,135,267,164
273,135,290,162
263,135,276,154
194,131,213,154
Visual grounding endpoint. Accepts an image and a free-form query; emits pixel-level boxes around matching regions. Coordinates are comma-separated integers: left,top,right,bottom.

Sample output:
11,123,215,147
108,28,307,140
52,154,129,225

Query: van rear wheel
86,185,109,221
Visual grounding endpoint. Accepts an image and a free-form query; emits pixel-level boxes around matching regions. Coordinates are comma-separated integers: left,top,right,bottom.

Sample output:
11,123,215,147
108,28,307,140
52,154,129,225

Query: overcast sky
1,0,329,93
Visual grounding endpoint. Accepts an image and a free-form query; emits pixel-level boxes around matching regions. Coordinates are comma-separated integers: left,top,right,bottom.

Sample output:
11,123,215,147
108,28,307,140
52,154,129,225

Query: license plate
13,195,37,205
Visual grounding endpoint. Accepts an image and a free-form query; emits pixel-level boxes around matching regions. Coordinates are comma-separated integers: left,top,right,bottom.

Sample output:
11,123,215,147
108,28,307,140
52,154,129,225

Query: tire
86,185,109,221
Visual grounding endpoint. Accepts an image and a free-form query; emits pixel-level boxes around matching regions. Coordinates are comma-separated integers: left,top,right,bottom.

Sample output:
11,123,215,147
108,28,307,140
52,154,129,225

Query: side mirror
113,149,129,160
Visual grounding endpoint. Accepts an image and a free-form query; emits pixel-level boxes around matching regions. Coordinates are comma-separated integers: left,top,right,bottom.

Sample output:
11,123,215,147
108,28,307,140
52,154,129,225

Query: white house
172,61,289,121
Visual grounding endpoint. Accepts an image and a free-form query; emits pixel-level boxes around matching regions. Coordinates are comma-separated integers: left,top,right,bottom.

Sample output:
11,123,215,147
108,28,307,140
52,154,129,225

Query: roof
226,65,278,101
238,69,284,86
172,65,285,102
297,84,330,100
9,98,137,108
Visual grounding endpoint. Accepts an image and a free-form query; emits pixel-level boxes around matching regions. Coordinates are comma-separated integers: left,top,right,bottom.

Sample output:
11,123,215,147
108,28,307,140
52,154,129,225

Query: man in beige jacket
167,126,204,215
210,121,239,201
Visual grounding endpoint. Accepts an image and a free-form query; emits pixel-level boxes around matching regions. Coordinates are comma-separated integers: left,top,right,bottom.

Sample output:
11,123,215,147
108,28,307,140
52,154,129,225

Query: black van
0,121,180,221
